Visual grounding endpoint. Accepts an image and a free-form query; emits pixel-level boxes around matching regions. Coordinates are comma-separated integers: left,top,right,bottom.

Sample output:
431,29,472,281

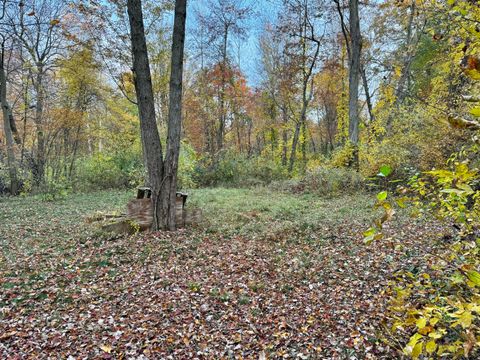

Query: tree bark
33,65,46,186
348,0,362,170
216,24,229,154
127,0,165,230
161,0,187,231
1,45,19,195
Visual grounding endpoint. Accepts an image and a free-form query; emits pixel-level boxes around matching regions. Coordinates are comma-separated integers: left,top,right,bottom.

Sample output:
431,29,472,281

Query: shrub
40,177,71,201
271,167,365,196
365,150,480,358
194,152,289,188
75,150,143,191
178,141,198,189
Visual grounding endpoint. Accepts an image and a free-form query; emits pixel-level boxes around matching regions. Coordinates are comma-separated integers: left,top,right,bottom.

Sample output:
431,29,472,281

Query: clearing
0,188,445,358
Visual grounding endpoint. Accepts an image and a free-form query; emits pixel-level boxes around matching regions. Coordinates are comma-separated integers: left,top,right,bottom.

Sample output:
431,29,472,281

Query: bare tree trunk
20,75,29,165
395,0,415,103
8,109,20,144
161,0,187,231
289,119,302,172
217,24,229,154
287,3,319,173
33,66,46,186
348,0,362,171
281,106,288,167
361,65,374,123
1,46,18,195
127,0,165,230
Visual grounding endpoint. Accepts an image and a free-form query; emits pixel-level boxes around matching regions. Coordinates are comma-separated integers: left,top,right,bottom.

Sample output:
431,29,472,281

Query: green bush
271,167,365,196
75,150,143,191
73,141,198,191
178,141,198,189
40,177,71,201
194,152,289,187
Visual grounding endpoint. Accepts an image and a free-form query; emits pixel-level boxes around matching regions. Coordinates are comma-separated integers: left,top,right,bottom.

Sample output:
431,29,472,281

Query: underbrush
270,167,365,196
193,152,289,188
365,150,480,359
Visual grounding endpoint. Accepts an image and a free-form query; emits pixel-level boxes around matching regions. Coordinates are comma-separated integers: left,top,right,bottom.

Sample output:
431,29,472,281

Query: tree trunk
288,118,302,173
1,49,19,195
127,0,165,230
348,0,362,171
161,0,187,231
217,24,229,154
33,66,46,186
361,64,375,124
281,107,288,167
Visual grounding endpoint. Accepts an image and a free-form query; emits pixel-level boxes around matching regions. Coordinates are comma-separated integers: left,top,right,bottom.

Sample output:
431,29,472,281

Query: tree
7,0,68,186
197,0,252,155
333,0,363,169
280,0,321,172
127,0,187,231
161,0,187,230
339,0,362,170
0,1,19,195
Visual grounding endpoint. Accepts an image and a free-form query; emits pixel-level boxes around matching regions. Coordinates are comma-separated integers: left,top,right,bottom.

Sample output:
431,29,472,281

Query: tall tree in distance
348,0,361,170
198,0,252,155
280,0,321,173
9,0,68,186
127,0,187,230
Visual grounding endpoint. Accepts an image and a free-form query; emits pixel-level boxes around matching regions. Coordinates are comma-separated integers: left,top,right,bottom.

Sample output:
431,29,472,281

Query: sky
185,0,283,86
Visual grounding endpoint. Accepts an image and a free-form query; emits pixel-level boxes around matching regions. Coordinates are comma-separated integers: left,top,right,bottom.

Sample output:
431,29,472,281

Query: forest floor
0,188,447,359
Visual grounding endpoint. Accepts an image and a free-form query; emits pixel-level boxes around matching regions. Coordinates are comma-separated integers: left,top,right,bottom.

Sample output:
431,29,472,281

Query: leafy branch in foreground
365,142,480,359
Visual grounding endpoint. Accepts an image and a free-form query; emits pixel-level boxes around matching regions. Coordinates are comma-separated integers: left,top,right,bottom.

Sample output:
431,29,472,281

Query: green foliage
177,141,198,189
328,142,356,168
40,178,71,202
411,162,479,232
194,151,289,188
75,150,144,191
271,167,365,197
367,155,480,357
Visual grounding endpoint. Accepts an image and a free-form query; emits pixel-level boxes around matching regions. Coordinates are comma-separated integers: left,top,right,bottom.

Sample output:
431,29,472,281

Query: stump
93,188,201,235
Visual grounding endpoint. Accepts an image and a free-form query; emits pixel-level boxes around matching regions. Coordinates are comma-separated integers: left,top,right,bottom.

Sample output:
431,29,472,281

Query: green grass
188,187,376,238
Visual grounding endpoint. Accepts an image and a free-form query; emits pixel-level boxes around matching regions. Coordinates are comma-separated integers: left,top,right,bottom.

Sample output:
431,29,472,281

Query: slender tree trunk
127,0,165,230
281,107,288,167
348,0,362,170
217,25,229,154
395,0,415,103
1,50,19,195
361,65,374,123
161,0,187,230
301,120,307,165
20,78,28,165
33,66,46,186
288,118,302,172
